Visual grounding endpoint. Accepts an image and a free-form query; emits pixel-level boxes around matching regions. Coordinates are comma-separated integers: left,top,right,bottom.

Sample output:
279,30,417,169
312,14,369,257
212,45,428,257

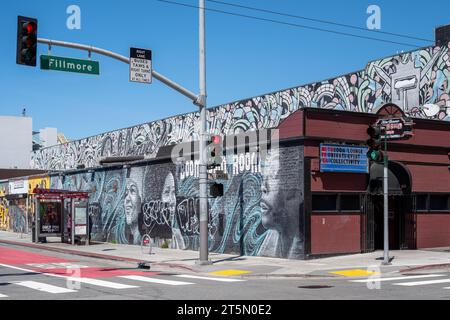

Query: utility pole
197,0,211,265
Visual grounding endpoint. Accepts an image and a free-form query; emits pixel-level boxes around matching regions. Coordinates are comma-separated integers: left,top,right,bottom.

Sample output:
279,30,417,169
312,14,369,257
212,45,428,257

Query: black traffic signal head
207,135,223,169
17,16,38,67
366,125,383,162
210,183,224,198
366,125,381,147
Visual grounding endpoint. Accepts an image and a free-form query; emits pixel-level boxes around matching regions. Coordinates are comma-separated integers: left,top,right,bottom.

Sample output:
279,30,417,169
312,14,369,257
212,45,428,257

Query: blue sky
1,0,449,139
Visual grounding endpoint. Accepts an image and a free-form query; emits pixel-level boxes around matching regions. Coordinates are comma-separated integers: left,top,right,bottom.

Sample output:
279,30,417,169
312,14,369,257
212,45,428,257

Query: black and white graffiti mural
31,45,450,171
46,145,304,259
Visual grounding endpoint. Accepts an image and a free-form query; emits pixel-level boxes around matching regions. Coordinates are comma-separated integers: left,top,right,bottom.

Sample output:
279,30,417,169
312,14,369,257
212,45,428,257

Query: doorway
362,161,416,252
373,195,402,250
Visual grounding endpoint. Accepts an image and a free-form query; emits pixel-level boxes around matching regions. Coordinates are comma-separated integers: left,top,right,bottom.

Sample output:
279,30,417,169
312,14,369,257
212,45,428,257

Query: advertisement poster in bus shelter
39,201,62,234
74,206,87,236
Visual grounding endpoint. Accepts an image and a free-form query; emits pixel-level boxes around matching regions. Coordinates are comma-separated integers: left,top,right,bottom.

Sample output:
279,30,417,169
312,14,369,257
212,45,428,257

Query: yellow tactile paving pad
330,269,380,277
209,269,252,276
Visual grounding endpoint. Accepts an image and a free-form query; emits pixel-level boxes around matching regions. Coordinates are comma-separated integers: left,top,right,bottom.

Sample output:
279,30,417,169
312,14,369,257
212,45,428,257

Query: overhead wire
206,0,434,43
156,0,424,48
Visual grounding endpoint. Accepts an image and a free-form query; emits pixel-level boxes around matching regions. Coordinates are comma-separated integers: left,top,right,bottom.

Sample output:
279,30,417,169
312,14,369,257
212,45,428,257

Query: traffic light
206,135,223,170
210,183,224,198
17,16,38,66
366,125,383,162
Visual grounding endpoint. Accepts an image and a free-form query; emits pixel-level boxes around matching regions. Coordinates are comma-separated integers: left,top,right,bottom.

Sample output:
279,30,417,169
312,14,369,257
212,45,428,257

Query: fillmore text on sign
40,55,100,75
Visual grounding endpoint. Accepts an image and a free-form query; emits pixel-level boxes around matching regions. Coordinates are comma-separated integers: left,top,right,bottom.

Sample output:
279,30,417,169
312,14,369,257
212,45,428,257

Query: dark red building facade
275,106,450,257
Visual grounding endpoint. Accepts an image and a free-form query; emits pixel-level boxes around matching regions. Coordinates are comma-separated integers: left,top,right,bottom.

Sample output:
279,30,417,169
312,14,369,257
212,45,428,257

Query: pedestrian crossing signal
210,183,224,198
207,135,223,170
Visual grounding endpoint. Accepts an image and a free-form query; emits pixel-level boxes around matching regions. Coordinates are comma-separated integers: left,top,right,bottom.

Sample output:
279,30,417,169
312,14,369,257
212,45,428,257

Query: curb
240,273,340,279
0,239,199,273
399,263,450,273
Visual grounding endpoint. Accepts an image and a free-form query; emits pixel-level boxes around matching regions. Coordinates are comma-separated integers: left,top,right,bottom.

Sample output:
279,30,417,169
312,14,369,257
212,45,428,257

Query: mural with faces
136,145,304,259
124,168,144,242
258,147,304,258
45,145,304,259
141,164,187,249
50,169,128,244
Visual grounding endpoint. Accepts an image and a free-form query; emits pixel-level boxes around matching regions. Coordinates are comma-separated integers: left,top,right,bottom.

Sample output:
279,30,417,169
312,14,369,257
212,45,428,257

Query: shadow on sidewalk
211,255,247,264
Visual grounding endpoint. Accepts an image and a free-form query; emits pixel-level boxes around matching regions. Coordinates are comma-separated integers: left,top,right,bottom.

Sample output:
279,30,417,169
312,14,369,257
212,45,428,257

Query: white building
0,116,65,170
0,116,32,169
39,127,58,148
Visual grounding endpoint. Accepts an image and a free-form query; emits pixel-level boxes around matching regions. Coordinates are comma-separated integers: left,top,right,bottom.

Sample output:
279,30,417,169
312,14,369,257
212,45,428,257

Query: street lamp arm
37,38,200,104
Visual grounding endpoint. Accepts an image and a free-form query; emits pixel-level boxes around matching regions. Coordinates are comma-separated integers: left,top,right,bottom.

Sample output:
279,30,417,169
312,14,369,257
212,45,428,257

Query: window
340,195,360,211
430,195,450,211
415,194,428,211
312,194,338,212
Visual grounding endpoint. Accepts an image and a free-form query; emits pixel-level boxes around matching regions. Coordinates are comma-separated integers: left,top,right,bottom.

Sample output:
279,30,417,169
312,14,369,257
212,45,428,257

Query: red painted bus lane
32,267,160,278
0,246,71,265
0,247,160,279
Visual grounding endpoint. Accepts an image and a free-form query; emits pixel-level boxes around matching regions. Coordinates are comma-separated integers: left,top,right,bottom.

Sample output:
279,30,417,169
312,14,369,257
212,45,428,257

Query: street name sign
130,47,152,84
40,55,100,75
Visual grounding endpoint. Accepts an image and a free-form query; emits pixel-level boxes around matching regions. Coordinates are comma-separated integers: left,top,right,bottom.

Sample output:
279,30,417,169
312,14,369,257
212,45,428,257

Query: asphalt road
1,243,450,301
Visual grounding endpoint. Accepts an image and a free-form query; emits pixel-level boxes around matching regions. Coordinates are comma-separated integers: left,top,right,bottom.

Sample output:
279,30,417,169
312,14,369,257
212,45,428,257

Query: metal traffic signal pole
382,129,391,265
197,0,211,265
34,0,212,264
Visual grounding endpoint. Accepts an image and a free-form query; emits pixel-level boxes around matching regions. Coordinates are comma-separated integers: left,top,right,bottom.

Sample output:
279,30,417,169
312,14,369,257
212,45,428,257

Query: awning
33,188,90,199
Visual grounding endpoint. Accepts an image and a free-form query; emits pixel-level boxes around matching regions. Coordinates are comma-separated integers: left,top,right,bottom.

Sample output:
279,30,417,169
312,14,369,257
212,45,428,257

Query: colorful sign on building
28,176,50,194
320,143,369,173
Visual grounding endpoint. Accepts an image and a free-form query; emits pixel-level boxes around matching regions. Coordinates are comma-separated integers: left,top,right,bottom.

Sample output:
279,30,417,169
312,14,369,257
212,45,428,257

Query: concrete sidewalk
1,230,450,278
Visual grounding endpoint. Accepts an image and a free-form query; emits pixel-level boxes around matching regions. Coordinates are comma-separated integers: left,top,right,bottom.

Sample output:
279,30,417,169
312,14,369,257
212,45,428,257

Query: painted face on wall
260,162,282,230
124,179,141,225
161,172,176,214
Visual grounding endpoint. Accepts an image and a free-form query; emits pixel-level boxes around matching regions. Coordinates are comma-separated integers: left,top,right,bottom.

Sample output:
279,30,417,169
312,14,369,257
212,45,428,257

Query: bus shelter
32,188,90,246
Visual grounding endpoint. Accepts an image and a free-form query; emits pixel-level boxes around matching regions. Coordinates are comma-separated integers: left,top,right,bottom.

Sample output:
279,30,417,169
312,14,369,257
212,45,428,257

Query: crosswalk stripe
351,274,445,283
0,263,137,290
13,281,77,294
174,274,245,282
118,275,194,286
66,277,139,289
0,294,8,298
394,278,450,286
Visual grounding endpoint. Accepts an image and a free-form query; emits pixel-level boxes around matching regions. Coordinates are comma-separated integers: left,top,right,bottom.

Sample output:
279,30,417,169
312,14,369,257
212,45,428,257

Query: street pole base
195,260,213,266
